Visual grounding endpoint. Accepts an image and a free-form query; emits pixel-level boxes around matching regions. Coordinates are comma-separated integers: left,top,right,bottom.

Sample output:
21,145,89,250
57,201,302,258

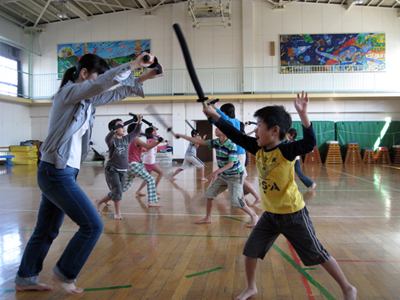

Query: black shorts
243,206,330,266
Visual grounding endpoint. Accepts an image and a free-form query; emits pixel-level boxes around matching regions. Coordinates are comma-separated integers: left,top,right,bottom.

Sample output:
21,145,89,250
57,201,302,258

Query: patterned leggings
123,162,157,203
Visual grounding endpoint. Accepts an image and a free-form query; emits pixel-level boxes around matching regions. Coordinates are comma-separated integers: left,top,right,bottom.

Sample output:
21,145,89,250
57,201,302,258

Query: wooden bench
0,155,15,166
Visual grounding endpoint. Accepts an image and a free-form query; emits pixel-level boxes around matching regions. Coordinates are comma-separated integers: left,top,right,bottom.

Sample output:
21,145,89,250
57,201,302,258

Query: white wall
1,0,400,155
0,100,31,147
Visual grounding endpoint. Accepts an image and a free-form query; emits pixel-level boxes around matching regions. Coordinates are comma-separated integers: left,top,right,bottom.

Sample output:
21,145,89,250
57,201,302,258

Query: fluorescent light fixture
57,0,68,19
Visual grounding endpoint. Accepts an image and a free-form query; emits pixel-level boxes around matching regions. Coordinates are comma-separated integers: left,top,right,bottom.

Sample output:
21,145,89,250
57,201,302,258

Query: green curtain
291,121,335,160
336,121,400,156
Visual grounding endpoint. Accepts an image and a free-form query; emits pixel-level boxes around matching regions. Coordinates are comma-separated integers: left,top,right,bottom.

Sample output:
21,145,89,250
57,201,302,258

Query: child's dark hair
191,129,199,137
59,53,110,89
144,127,155,139
220,103,235,118
253,105,292,140
108,118,123,131
287,128,298,139
127,123,138,134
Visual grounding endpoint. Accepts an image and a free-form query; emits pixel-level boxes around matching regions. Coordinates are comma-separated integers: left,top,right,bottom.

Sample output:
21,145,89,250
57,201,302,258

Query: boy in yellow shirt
203,91,357,300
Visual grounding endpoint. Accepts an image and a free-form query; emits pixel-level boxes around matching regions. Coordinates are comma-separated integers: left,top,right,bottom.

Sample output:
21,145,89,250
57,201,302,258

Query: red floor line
286,240,316,300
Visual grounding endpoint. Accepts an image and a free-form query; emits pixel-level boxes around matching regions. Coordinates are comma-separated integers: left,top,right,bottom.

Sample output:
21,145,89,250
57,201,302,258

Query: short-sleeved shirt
215,118,317,214
216,109,246,155
185,142,196,157
206,138,243,175
106,124,141,170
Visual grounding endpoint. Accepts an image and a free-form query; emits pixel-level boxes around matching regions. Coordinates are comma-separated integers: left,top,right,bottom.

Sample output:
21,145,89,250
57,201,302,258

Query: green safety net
289,121,400,161
291,121,335,160
336,121,400,156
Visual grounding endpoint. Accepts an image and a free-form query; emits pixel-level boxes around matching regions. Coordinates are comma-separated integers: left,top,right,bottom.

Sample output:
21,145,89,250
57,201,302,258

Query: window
0,56,18,97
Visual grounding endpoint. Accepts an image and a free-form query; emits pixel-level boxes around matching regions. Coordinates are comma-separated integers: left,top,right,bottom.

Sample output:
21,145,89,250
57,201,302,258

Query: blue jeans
15,161,103,286
294,160,314,188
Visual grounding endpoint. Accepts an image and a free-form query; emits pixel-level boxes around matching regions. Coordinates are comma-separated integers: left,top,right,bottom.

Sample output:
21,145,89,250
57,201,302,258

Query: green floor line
0,289,15,292
303,267,317,271
185,267,223,278
272,244,336,300
84,284,132,291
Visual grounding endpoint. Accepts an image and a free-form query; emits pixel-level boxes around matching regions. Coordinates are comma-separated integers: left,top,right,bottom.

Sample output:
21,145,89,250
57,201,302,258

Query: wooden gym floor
0,161,400,300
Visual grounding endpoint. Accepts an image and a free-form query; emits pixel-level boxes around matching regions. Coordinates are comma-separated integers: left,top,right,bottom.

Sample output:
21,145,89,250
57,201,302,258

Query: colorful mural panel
280,33,385,72
57,39,150,79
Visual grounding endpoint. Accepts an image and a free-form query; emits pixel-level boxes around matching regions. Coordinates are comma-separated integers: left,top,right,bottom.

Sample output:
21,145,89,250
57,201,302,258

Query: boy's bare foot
170,177,177,181
15,283,52,291
114,214,123,220
195,218,212,224
200,178,208,182
309,182,317,191
148,203,162,207
344,285,357,300
234,286,258,300
106,201,111,206
135,191,145,197
95,199,103,214
246,214,259,228
250,197,261,206
51,273,83,294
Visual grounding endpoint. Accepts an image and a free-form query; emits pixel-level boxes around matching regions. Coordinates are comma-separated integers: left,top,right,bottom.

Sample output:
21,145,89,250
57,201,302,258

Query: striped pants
123,162,157,203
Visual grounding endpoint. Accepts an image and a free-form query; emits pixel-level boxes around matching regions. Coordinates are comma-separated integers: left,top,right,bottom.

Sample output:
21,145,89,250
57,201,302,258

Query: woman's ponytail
59,66,78,89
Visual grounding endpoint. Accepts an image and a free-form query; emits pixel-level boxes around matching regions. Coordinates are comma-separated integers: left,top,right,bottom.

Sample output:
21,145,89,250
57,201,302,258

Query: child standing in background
286,128,316,191
136,126,170,196
95,117,142,219
175,125,258,228
209,101,262,207
170,130,208,182
123,123,162,207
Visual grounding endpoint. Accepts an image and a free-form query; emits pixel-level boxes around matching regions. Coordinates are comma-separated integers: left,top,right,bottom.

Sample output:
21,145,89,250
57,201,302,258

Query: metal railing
1,64,399,100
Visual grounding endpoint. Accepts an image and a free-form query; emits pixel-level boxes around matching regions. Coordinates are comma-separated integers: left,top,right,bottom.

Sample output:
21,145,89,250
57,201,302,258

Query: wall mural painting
57,39,150,79
280,33,385,73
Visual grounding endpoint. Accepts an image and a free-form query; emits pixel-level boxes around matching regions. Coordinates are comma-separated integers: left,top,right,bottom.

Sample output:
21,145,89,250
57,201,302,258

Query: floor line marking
185,267,223,278
286,240,316,300
273,244,336,300
84,284,133,291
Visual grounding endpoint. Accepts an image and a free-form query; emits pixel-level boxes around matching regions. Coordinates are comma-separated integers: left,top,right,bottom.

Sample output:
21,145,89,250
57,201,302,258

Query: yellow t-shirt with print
256,146,305,214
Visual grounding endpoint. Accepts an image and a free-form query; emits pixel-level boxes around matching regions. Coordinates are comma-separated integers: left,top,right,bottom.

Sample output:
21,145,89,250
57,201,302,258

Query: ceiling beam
74,0,94,16
33,0,50,27
65,1,90,21
2,3,37,23
29,0,62,21
137,0,149,10
15,1,51,22
76,0,134,10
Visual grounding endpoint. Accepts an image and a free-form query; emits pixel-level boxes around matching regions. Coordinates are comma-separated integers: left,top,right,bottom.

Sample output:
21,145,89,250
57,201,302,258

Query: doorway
195,120,213,162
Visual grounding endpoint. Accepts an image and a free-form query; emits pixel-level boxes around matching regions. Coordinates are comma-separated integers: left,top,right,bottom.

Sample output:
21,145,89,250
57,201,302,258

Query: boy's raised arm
295,91,311,128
